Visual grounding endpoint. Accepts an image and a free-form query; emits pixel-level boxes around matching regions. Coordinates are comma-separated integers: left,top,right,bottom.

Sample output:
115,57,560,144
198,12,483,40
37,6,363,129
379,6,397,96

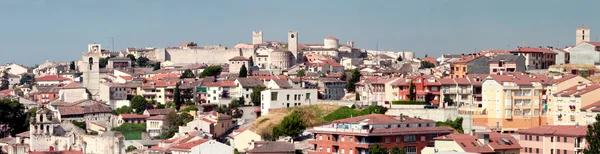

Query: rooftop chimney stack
478,134,490,146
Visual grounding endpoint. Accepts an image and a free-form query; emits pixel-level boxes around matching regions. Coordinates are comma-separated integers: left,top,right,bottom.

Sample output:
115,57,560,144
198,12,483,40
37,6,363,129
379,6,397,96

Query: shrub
111,123,147,132
179,106,199,113
71,121,86,129
391,100,426,105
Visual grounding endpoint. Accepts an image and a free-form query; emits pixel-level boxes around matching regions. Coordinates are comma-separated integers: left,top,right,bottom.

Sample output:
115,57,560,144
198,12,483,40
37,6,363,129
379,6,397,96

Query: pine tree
584,114,600,154
346,69,362,92
297,69,306,77
340,72,347,81
239,65,248,77
174,83,182,111
409,81,416,101
70,61,76,71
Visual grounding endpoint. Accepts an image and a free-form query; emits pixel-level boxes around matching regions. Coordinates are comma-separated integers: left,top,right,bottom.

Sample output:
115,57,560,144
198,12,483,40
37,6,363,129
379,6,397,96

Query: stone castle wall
144,48,255,64
30,134,123,154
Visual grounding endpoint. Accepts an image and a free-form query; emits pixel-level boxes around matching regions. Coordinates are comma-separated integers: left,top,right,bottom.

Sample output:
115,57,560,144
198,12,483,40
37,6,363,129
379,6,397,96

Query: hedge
391,100,426,105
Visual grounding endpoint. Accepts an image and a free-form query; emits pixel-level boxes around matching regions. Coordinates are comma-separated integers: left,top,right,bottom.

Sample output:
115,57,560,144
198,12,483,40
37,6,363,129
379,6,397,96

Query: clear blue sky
1,0,598,66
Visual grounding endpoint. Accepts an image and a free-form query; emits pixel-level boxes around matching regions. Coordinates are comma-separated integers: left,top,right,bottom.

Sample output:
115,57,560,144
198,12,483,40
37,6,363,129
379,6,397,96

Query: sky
1,0,599,66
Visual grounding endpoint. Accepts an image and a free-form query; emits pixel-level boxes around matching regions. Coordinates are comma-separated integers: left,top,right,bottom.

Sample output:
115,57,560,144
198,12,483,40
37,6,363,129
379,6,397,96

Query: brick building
308,114,453,154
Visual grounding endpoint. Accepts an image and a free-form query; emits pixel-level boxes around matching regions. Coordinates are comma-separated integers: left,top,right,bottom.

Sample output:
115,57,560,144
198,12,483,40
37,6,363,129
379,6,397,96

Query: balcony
443,90,457,94
458,89,472,94
312,127,370,134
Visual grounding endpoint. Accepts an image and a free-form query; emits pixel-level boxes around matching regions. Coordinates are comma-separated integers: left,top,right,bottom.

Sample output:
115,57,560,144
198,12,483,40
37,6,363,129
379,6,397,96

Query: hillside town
0,26,600,154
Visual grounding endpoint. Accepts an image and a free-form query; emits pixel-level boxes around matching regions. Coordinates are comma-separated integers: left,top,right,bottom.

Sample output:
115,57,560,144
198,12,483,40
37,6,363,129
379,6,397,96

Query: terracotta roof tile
147,115,167,121
35,75,70,81
120,114,150,119
229,56,250,61
145,108,175,116
517,125,587,137
170,139,209,151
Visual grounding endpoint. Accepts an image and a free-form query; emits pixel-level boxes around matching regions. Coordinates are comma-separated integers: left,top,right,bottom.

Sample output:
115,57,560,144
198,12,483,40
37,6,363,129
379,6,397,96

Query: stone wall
146,48,255,64
30,134,123,154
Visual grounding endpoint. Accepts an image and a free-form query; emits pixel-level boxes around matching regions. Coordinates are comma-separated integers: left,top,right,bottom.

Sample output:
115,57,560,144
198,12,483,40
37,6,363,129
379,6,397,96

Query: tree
443,97,454,106
297,69,306,77
130,95,148,114
136,57,150,67
199,65,223,78
99,57,110,68
114,106,134,115
274,112,306,138
584,114,600,154
251,87,265,106
424,93,435,105
179,106,198,113
346,69,362,92
153,62,161,70
368,144,388,154
165,112,194,129
155,104,166,109
180,69,195,79
391,146,406,154
0,68,9,90
70,61,76,71
409,81,416,101
0,98,28,137
127,54,136,62
234,149,239,154
25,107,38,126
239,65,248,77
420,61,435,69
19,74,34,85
174,83,182,111
340,72,347,81
397,56,403,62
126,145,138,152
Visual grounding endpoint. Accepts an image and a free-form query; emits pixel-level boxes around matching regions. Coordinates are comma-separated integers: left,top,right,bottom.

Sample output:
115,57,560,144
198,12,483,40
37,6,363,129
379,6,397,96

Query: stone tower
252,31,263,45
288,31,299,63
576,26,590,45
82,44,101,99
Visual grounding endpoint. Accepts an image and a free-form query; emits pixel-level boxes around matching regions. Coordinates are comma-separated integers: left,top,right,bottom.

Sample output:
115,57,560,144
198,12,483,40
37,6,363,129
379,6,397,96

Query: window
551,137,554,142
557,149,560,154
404,146,417,154
319,135,322,140
396,137,400,142
327,147,330,153
287,94,290,100
564,150,567,154
557,137,560,142
525,148,528,152
564,137,567,142
421,136,426,141
271,92,278,101
385,137,390,143
536,136,539,141
551,149,553,154
306,93,310,99
404,135,416,142
536,148,539,154
529,148,532,153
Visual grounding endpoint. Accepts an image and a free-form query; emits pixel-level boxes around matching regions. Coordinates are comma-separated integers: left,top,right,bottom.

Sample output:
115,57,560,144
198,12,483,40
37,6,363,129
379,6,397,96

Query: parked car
424,105,438,109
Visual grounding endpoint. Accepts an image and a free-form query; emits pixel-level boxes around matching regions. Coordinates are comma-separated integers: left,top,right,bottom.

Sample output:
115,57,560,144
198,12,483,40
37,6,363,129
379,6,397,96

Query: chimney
470,129,475,136
478,134,490,146
576,122,579,128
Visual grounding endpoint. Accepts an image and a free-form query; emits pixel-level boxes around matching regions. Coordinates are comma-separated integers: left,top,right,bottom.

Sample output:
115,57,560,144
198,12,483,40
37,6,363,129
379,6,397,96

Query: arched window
88,57,94,70
39,115,43,122
290,34,295,38
46,125,50,134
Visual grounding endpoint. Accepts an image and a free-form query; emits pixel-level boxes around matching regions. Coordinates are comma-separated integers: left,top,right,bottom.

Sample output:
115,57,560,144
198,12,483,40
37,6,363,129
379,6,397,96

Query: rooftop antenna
111,37,115,52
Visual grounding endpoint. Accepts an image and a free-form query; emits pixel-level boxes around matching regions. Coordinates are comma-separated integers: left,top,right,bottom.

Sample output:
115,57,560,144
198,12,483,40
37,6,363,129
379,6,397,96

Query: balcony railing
312,127,370,134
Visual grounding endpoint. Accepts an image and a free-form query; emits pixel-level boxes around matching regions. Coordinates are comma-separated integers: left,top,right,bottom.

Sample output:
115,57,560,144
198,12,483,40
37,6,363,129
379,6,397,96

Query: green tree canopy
0,68,10,90
297,69,306,77
165,112,194,129
127,54,136,62
0,99,30,137
130,95,148,114
180,69,195,79
126,145,138,152
19,74,34,85
420,61,436,69
174,83,182,111
584,114,600,154
199,65,223,78
368,144,388,154
155,104,166,109
251,87,265,106
153,62,161,71
391,146,406,154
239,65,248,77
340,72,347,81
0,98,31,137
273,112,306,138
99,57,110,68
436,117,464,133
409,81,416,101
179,106,198,113
136,57,150,67
346,69,362,92
70,61,76,70
114,106,134,115
443,97,454,106
425,93,435,105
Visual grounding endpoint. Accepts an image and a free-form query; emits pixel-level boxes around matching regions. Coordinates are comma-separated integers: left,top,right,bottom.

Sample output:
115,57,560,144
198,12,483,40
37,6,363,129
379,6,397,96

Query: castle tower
252,31,263,45
82,44,101,99
576,26,590,45
288,31,299,63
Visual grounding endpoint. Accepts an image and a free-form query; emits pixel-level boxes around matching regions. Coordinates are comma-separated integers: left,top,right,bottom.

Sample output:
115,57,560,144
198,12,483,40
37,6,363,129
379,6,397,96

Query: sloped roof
489,54,522,62
36,75,70,81
237,78,265,87
272,79,293,89
169,139,209,151
247,141,295,153
145,108,175,116
147,115,167,121
517,125,587,137
229,56,250,61
120,114,150,119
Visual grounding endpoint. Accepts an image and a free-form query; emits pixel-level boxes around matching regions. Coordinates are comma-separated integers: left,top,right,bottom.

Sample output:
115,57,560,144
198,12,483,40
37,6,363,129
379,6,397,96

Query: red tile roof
580,100,600,111
36,75,70,81
120,114,150,119
554,84,600,97
247,75,290,81
517,125,587,137
145,108,175,116
29,150,84,154
169,139,209,151
510,47,557,54
586,42,600,47
147,115,167,121
201,80,236,87
434,132,521,153
229,56,249,61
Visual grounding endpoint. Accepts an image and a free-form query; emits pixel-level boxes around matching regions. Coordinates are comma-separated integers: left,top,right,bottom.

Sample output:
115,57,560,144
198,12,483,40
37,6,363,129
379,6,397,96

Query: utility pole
111,37,115,52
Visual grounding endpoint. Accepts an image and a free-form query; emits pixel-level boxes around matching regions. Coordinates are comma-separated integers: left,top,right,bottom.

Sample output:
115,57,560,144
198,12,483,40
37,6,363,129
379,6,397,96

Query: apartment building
509,47,557,70
489,54,526,74
439,78,474,107
480,73,551,132
234,78,265,105
308,114,454,154
393,75,441,105
260,88,318,115
138,80,177,104
517,125,587,154
356,77,401,105
551,83,600,125
449,55,489,78
579,101,600,125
